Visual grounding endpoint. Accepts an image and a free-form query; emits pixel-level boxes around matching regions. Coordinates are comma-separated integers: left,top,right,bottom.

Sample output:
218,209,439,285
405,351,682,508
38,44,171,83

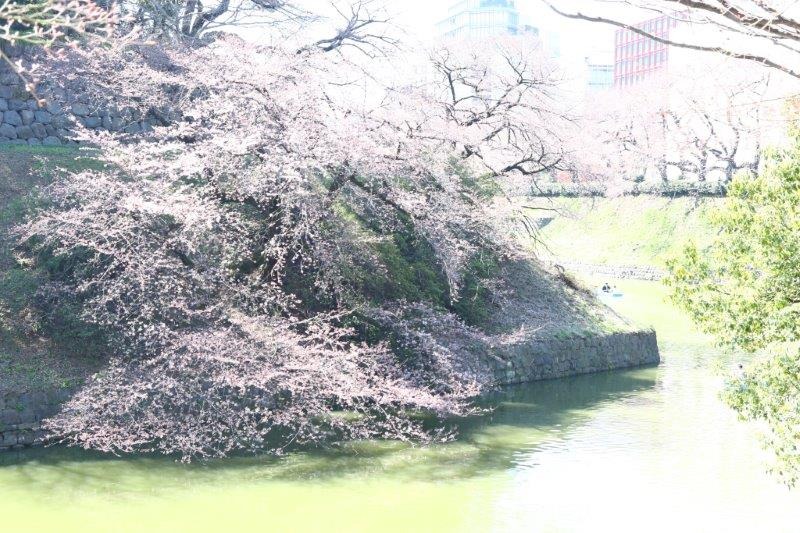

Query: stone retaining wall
0,68,71,146
0,62,165,146
489,329,659,385
0,388,76,450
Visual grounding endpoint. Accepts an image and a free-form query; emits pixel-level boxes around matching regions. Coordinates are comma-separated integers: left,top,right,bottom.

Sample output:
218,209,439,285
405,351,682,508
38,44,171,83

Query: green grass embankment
0,144,106,392
523,195,721,268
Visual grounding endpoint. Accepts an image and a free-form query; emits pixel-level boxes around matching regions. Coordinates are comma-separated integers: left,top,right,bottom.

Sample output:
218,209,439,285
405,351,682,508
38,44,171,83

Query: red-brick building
613,15,678,87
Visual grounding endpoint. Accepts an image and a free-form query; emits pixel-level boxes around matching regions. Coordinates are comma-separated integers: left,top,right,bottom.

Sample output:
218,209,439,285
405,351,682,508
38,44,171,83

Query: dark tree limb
540,0,800,79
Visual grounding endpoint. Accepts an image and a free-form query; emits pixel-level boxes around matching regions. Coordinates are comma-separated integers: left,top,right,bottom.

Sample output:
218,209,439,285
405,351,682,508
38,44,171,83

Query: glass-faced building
437,0,529,40
587,62,614,90
614,15,678,87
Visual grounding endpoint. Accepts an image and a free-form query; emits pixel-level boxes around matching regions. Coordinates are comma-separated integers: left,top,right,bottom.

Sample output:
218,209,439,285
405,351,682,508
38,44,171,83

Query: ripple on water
1,280,800,532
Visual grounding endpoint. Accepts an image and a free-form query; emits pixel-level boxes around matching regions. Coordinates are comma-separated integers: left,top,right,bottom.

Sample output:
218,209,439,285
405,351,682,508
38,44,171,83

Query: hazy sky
286,1,623,63
390,0,619,61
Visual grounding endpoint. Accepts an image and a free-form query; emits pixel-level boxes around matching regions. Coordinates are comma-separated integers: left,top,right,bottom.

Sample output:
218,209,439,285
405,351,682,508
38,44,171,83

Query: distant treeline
530,181,728,198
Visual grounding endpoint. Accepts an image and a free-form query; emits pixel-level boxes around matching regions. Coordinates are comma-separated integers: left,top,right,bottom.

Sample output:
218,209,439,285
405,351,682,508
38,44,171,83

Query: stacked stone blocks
0,388,76,450
0,67,161,146
0,71,66,146
489,329,659,385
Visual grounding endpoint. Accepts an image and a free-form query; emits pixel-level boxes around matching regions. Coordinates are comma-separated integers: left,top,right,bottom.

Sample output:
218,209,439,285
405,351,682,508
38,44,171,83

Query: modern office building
613,15,678,87
586,61,614,90
437,0,534,40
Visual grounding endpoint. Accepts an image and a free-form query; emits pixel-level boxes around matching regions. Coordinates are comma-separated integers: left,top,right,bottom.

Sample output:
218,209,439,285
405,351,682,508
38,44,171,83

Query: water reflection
0,366,657,488
1,280,799,533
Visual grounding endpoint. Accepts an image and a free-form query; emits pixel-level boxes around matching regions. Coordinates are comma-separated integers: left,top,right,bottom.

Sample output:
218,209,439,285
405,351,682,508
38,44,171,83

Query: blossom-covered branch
0,0,116,89
15,33,570,459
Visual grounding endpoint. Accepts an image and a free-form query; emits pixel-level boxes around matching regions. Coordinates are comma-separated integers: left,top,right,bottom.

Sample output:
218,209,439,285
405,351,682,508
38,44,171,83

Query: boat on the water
598,287,624,299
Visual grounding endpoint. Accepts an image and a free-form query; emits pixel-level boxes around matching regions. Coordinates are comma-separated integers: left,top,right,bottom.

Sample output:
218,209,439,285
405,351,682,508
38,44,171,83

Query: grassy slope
0,144,106,392
328,201,632,342
523,195,721,268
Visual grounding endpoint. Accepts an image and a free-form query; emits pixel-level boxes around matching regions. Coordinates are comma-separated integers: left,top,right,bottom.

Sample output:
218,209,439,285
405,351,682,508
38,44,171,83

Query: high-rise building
613,15,678,87
437,0,534,40
587,61,614,90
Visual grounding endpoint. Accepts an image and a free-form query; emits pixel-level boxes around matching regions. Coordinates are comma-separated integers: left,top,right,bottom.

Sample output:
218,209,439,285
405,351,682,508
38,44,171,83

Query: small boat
598,287,624,299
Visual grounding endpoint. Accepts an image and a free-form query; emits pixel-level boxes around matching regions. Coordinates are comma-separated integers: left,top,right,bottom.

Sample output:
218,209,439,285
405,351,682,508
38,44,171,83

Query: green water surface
1,280,799,532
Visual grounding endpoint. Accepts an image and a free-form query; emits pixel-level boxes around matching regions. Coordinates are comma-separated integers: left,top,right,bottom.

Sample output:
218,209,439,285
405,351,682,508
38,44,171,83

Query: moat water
2,280,799,532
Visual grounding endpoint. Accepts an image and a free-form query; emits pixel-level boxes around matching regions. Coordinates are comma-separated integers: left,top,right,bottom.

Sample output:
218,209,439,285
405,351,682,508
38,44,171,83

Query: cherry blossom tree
574,67,766,190
17,32,568,459
429,40,570,179
119,0,305,39
0,0,116,90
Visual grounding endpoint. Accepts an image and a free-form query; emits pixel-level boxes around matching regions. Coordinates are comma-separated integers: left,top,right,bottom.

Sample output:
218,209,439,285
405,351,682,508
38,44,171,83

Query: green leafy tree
666,128,800,485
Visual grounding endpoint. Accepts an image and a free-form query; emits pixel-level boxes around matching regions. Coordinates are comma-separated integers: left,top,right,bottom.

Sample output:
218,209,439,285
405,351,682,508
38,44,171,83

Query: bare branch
297,0,399,57
541,0,800,79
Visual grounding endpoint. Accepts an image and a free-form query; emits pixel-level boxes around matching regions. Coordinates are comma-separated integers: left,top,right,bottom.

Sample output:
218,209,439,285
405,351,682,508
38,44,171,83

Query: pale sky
390,0,618,61
278,0,800,89
289,0,621,64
